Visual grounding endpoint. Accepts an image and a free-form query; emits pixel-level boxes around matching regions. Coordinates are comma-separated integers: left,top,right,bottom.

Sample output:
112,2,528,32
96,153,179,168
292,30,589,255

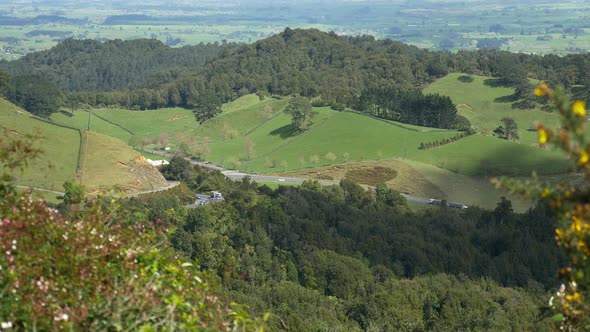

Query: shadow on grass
270,123,299,139
493,94,518,103
483,78,505,88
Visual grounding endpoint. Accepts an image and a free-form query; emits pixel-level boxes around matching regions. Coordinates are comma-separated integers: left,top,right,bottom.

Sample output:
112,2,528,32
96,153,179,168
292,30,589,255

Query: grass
407,134,572,176
16,187,62,204
194,95,289,143
79,131,140,192
1,99,79,190
225,110,460,173
283,159,532,212
93,107,196,140
51,110,133,142
424,73,559,146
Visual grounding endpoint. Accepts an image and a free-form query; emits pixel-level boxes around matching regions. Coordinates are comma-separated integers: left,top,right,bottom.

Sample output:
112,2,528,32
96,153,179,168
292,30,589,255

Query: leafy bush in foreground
0,126,263,331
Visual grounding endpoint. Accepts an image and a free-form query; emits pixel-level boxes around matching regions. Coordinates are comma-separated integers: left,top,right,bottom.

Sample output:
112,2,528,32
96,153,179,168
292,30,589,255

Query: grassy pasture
407,134,572,176
194,96,289,143
79,131,140,192
424,73,557,146
51,110,133,142
1,99,79,190
91,107,196,140
205,109,460,172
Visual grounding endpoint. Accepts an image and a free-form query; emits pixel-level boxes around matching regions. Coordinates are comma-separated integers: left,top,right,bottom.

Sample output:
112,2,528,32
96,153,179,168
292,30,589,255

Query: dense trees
8,28,590,128
134,157,564,330
494,117,519,141
6,74,64,117
0,129,260,330
0,38,238,92
357,87,458,129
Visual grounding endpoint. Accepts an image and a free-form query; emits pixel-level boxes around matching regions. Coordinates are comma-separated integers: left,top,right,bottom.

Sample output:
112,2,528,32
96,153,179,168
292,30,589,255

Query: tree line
356,87,458,129
419,130,474,150
118,156,566,330
7,28,590,126
0,38,238,92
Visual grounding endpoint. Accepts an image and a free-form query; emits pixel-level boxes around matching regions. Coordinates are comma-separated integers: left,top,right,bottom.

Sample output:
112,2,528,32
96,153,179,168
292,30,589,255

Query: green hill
79,131,168,194
3,98,168,193
424,73,559,145
1,99,79,190
51,107,197,147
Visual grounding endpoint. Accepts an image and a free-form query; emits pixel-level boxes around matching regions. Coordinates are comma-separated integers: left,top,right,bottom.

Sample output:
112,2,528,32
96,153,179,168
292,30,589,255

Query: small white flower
1,321,13,329
54,313,68,322
549,296,554,306
90,228,97,235
559,284,565,293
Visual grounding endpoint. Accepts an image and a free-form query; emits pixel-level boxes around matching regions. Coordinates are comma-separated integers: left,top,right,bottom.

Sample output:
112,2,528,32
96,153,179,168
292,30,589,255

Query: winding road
144,150,441,206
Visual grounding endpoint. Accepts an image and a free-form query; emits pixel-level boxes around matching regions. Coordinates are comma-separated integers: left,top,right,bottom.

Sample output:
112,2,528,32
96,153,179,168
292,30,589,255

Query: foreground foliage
149,157,561,330
0,128,262,330
498,84,590,330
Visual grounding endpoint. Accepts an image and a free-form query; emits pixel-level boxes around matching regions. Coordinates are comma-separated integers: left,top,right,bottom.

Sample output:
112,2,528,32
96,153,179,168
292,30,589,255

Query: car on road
199,200,206,206
278,178,286,182
196,195,201,199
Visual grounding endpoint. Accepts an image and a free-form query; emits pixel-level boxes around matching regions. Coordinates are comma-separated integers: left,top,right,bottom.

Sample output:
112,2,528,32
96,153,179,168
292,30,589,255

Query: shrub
457,75,474,83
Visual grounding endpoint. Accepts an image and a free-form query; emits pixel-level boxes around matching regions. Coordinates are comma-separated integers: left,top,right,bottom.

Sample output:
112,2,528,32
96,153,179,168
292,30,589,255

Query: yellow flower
579,150,589,166
541,188,551,198
572,216,584,232
538,128,548,144
572,100,587,117
556,228,566,239
534,82,548,97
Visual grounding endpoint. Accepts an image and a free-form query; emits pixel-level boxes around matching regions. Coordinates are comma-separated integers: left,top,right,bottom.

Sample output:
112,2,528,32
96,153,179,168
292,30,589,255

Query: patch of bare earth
165,114,190,122
125,156,169,192
283,160,446,199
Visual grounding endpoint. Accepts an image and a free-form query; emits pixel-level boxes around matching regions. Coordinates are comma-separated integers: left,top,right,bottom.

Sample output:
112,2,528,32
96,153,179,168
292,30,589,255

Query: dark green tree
62,180,84,204
284,96,317,131
8,75,64,117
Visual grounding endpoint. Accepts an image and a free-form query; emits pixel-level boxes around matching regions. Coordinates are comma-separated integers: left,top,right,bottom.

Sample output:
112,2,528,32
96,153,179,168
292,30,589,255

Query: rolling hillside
1,99,79,190
2,98,169,194
424,73,558,145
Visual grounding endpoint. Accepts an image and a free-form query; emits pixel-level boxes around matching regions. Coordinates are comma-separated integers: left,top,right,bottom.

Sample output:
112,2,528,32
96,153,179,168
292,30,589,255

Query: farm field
79,131,168,194
2,98,170,193
205,107,460,172
52,90,575,208
407,134,571,176
424,73,558,146
193,95,289,143
1,1,590,60
51,110,133,142
52,107,198,147
1,99,79,190
89,107,196,140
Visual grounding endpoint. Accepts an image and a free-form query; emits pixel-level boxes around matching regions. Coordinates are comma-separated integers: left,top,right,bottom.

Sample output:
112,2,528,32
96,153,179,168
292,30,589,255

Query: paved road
143,149,451,207
127,181,180,197
15,181,180,198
